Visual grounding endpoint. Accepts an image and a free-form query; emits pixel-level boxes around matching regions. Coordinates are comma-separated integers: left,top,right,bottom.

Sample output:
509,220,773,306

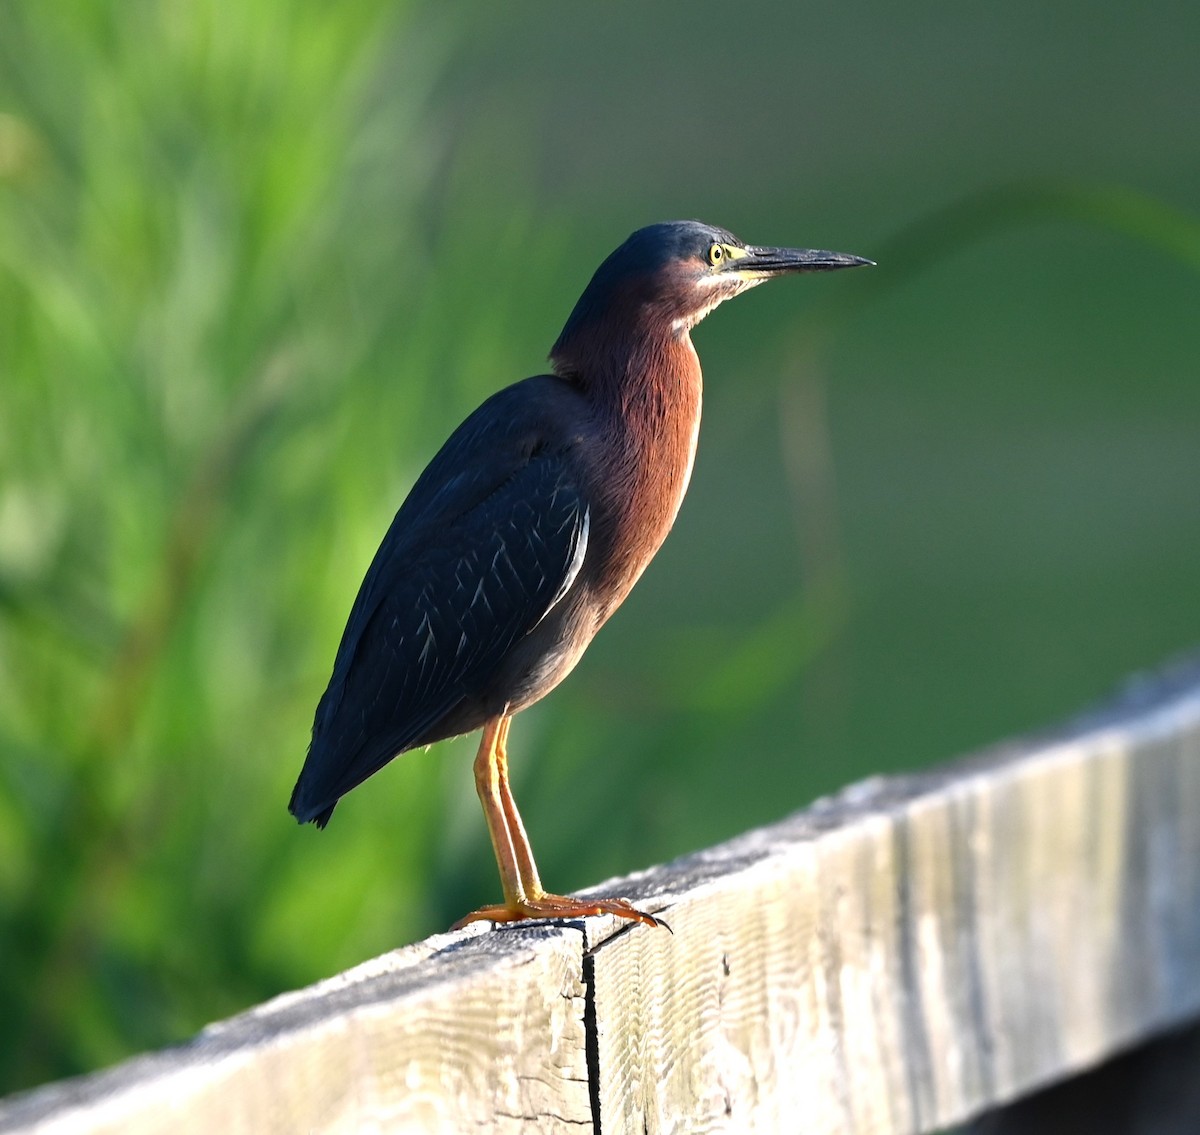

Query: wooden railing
4,656,1200,1134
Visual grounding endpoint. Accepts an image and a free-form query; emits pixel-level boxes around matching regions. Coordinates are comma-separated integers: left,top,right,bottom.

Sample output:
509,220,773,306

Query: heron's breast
587,375,703,615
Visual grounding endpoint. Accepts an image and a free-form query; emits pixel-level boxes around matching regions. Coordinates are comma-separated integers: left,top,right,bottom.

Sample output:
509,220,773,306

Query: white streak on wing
530,506,589,630
416,613,434,661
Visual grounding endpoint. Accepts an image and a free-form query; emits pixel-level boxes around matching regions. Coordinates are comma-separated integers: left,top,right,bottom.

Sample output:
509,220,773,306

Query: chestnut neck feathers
548,278,704,610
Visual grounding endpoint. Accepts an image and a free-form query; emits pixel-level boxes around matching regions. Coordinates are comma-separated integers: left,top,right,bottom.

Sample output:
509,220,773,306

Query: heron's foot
452,892,665,931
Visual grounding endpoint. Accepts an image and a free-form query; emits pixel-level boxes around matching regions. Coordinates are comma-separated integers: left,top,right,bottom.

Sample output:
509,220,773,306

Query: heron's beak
730,245,874,280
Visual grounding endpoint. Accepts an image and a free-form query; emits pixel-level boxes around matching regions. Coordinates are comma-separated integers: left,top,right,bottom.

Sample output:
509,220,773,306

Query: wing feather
290,379,590,824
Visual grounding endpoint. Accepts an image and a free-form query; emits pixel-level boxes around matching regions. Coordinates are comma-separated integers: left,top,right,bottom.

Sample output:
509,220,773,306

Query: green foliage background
1,0,1197,1094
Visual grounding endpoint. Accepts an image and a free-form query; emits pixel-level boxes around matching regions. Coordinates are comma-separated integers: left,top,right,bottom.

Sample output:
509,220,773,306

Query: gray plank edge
1,926,595,1134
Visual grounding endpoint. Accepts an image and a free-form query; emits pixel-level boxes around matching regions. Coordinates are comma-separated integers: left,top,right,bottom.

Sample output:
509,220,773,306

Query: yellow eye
707,243,725,267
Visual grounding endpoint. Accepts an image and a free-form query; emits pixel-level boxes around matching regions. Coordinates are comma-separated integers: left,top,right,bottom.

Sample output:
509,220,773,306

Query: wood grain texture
4,657,1200,1134
584,659,1200,1132
0,926,594,1134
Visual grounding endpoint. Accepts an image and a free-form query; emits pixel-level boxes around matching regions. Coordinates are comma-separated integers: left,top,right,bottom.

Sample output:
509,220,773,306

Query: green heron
290,220,871,929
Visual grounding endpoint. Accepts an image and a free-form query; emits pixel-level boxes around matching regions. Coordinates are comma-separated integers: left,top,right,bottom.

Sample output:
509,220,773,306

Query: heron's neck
550,320,702,416
553,320,704,600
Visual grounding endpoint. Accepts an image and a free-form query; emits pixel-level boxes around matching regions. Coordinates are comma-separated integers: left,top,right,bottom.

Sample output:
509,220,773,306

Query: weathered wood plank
4,658,1200,1134
583,660,1200,1132
0,927,594,1134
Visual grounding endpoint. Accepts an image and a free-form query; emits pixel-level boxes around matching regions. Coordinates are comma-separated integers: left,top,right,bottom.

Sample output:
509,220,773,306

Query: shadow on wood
969,1018,1200,1135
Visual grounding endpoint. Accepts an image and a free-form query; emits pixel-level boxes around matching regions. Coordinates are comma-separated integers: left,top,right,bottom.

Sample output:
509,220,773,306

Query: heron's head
553,219,872,360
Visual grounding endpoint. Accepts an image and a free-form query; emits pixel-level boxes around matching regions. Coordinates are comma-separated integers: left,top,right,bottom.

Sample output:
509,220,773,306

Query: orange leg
452,714,663,930
484,715,542,896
